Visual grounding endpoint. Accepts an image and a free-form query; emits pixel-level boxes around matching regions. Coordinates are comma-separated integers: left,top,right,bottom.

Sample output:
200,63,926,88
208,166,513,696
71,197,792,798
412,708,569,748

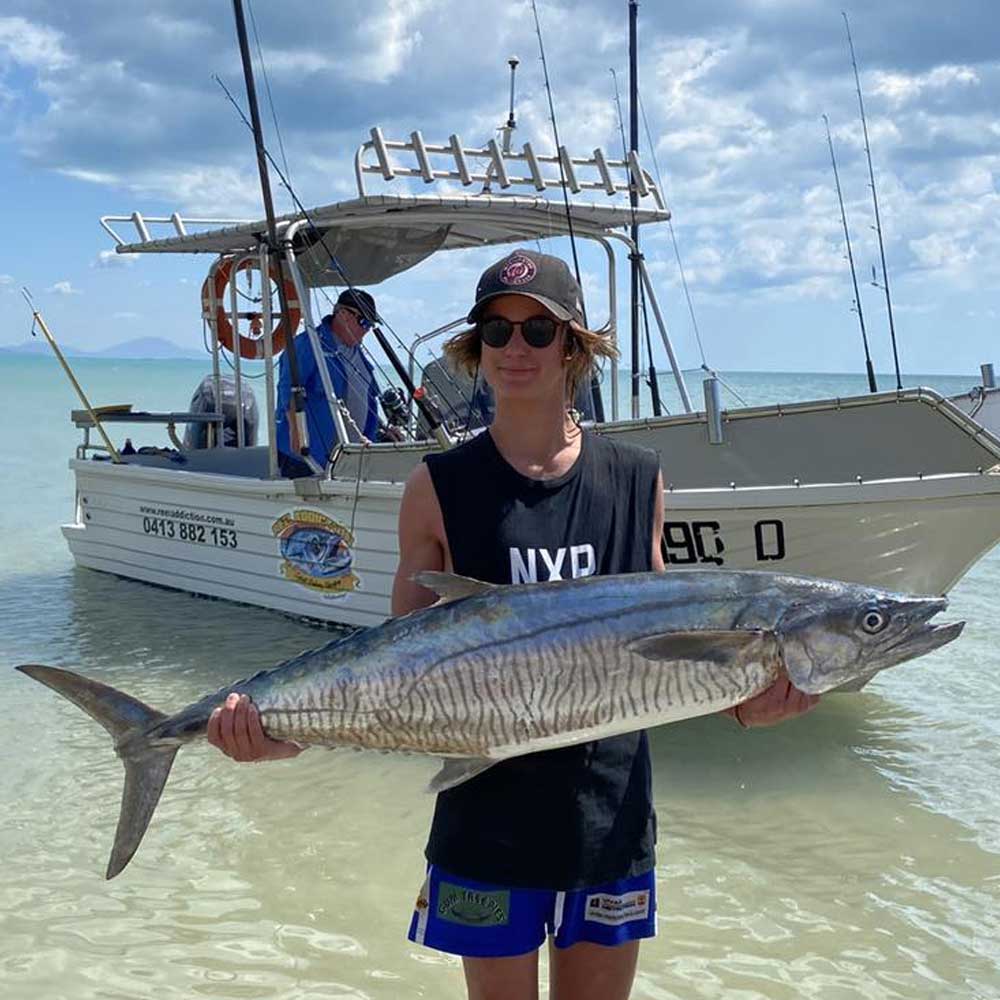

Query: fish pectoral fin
412,571,497,604
427,756,499,794
628,629,772,665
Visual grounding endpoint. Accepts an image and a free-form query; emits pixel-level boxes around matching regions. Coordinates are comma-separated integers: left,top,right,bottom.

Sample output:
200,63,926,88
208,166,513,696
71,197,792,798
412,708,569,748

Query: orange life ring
201,256,300,360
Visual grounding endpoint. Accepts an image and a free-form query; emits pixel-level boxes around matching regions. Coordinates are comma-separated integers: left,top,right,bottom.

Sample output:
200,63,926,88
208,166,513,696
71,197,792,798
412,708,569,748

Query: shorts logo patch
584,890,650,926
437,882,511,927
499,254,537,286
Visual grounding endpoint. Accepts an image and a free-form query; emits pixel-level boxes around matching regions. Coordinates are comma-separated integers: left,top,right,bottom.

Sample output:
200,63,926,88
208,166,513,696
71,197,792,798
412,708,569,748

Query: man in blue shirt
275,289,380,477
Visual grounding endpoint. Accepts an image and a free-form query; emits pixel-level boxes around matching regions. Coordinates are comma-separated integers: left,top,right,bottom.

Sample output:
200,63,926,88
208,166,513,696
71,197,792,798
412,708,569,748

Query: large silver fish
17,569,962,879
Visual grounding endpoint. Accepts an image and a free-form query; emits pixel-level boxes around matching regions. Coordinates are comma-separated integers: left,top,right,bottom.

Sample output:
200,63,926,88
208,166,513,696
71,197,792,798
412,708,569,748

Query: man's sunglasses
342,306,373,330
478,315,562,349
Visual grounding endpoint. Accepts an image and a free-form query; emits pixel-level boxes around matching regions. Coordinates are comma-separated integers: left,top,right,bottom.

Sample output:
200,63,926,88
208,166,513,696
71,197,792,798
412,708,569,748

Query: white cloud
0,16,71,71
352,0,429,83
250,48,337,77
56,167,120,186
145,13,211,44
123,165,264,217
871,65,979,106
92,249,139,268
0,274,12,285
112,311,140,320
48,280,81,295
909,232,980,272
62,163,264,218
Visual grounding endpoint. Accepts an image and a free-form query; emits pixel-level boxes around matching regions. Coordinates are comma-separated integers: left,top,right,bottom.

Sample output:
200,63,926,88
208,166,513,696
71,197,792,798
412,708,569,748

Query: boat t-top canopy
100,127,670,287
102,193,671,287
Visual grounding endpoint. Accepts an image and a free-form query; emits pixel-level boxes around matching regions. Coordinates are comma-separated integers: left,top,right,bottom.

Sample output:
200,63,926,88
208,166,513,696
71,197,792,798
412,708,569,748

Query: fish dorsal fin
428,757,498,794
412,570,496,604
628,629,772,666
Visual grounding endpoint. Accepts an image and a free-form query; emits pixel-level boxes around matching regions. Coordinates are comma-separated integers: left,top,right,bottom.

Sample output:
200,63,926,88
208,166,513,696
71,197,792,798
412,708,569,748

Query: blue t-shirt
275,317,379,465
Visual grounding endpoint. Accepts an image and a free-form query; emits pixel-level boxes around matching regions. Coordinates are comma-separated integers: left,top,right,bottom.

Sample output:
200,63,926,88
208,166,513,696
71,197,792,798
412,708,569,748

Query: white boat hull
65,459,1000,628
64,388,1000,626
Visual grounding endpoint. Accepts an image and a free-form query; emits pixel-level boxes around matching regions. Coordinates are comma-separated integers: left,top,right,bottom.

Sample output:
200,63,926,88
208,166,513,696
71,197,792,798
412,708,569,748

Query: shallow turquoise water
1,355,997,999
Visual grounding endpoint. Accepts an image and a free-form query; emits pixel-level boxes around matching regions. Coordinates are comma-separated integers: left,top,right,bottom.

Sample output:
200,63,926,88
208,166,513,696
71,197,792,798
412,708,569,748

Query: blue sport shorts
407,865,657,958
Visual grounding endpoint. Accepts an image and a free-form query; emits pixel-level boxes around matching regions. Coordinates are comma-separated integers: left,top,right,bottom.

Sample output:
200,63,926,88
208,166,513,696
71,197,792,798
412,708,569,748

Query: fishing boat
51,119,1000,629
38,0,1000,629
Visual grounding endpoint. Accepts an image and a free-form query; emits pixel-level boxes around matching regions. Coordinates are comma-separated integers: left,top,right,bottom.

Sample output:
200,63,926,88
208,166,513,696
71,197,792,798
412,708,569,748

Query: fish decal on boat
272,509,358,594
17,569,963,879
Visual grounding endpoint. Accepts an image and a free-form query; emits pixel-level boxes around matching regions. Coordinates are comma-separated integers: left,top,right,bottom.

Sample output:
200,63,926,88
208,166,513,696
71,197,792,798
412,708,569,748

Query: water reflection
645,685,1000,1000
2,565,999,999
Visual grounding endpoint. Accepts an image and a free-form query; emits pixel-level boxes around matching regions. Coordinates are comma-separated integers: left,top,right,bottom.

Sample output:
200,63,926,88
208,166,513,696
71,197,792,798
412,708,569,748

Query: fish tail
16,663,177,880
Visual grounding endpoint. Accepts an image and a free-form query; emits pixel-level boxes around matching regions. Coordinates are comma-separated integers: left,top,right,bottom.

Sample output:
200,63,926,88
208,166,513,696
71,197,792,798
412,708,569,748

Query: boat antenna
611,66,662,417
502,55,519,152
230,0,316,469
529,0,606,422
844,10,901,390
823,113,877,393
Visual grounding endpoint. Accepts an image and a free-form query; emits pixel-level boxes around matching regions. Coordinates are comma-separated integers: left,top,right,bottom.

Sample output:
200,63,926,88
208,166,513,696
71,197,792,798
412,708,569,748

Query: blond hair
443,321,618,402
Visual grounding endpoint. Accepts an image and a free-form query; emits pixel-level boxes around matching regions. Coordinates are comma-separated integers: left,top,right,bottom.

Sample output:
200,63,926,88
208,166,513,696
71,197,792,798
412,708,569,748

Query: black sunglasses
478,315,562,349
341,306,373,330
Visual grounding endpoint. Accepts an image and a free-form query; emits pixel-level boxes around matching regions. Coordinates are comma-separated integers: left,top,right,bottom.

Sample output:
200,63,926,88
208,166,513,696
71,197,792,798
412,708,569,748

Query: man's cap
336,288,377,321
467,250,585,325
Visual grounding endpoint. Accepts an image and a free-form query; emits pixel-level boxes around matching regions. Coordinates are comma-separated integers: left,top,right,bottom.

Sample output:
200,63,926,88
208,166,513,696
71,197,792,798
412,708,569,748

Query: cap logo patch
499,255,536,286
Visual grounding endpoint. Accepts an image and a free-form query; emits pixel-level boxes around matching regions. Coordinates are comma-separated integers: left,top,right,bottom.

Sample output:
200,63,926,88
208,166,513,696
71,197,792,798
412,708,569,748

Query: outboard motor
183,375,259,449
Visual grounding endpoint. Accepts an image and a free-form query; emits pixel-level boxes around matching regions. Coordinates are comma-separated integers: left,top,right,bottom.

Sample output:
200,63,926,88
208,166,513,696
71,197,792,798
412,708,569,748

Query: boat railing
354,126,665,209
100,213,250,247
70,408,225,458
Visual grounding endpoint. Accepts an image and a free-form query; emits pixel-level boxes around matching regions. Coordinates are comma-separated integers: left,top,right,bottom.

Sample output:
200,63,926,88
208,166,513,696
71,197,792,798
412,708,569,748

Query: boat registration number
662,519,785,566
142,516,239,549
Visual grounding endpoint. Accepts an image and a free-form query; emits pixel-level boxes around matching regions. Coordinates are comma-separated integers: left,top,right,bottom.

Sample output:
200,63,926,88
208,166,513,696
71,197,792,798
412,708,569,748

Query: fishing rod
231,0,320,471
844,11,901,390
823,113,877,393
529,0,606,422
611,67,662,417
215,40,420,446
213,76,454,449
21,288,122,462
627,0,642,420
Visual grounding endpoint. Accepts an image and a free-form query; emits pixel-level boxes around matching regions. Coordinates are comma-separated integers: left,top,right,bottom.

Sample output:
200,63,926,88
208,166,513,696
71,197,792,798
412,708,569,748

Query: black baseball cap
336,288,377,321
467,250,585,325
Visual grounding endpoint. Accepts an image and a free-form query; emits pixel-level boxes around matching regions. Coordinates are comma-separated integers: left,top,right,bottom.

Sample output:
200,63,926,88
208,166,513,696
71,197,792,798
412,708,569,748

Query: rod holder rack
354,126,665,209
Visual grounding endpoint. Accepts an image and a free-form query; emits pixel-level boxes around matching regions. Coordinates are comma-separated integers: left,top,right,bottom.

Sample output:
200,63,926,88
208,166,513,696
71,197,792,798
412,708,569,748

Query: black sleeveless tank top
422,428,660,889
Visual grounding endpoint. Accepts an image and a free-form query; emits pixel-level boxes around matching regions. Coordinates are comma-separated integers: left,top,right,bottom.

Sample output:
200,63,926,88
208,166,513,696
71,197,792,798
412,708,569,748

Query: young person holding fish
208,250,820,1000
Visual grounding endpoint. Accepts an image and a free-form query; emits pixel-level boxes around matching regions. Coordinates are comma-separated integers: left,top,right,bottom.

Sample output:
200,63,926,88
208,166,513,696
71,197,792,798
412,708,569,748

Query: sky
0,0,997,376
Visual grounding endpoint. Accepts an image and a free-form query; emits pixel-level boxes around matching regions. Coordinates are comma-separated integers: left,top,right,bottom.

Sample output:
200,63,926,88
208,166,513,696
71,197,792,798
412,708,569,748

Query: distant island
0,336,205,360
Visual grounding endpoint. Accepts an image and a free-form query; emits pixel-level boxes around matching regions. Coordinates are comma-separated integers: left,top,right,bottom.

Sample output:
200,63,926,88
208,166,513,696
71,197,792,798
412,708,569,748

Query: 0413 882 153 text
141,516,238,549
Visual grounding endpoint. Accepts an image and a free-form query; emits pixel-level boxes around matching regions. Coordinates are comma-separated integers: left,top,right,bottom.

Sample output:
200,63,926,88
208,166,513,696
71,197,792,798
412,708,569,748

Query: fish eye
860,609,888,634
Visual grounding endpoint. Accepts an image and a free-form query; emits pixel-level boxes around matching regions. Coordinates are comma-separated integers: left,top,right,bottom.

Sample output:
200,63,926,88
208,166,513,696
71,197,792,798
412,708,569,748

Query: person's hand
206,692,303,762
731,677,820,728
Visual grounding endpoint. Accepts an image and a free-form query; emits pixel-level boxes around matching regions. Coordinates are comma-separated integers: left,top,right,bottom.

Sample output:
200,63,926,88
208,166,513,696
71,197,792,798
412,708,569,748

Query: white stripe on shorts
414,866,432,945
552,890,566,937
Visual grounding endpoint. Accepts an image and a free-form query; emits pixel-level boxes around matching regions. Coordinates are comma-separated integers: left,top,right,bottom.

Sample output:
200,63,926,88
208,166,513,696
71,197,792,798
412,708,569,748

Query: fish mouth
878,597,965,665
